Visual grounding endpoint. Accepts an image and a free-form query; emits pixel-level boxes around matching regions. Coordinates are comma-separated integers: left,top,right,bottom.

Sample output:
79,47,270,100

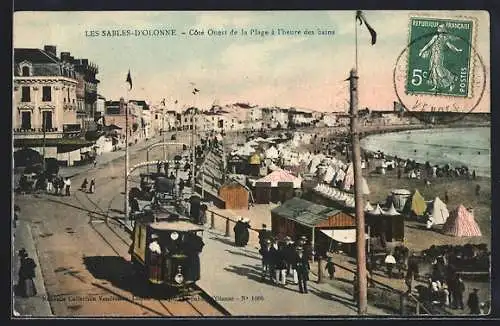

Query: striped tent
256,169,302,188
442,205,482,237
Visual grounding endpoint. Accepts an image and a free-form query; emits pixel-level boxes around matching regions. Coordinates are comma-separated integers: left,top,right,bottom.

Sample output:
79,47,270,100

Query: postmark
393,14,487,124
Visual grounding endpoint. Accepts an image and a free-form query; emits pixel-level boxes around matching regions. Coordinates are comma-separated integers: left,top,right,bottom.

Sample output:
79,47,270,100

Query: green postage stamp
406,17,474,97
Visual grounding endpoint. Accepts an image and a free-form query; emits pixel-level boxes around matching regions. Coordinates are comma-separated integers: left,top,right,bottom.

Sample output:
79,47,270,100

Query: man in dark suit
259,239,272,281
258,224,271,250
467,288,480,314
294,246,310,294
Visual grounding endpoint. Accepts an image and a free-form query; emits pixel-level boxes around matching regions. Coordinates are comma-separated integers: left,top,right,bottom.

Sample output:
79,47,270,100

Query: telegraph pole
124,97,129,220
163,102,166,160
42,113,46,172
349,68,368,314
191,108,196,194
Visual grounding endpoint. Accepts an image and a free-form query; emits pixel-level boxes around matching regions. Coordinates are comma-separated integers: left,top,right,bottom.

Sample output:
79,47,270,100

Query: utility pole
191,108,196,195
349,68,368,315
42,113,46,172
163,102,166,160
124,98,129,220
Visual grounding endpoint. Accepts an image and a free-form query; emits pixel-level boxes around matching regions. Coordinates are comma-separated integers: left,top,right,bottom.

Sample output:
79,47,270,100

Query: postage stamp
12,10,490,318
406,17,474,98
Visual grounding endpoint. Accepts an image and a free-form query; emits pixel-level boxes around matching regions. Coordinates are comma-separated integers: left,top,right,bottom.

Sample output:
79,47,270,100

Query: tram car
130,210,205,288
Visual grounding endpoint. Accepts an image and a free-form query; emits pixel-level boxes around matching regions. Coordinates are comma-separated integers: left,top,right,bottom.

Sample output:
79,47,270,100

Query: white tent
323,166,335,183
320,229,369,244
361,177,370,195
428,196,449,225
383,203,401,216
365,201,374,212
369,204,384,215
265,146,279,159
343,163,355,190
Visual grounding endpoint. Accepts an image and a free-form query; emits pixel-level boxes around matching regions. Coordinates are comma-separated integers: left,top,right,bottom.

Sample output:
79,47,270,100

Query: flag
161,98,166,106
356,10,377,45
126,70,133,90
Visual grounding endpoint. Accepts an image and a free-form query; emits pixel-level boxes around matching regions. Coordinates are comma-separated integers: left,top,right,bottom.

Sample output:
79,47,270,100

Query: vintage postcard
12,10,490,317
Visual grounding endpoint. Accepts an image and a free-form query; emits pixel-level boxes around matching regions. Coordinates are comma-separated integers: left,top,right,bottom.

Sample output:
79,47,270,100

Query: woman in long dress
418,24,463,92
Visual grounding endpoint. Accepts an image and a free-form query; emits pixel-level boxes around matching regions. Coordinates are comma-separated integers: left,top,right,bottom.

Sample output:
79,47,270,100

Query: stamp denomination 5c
406,17,474,98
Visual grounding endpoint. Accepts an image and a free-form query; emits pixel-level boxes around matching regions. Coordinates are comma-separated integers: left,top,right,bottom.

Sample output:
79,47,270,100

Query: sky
13,11,490,112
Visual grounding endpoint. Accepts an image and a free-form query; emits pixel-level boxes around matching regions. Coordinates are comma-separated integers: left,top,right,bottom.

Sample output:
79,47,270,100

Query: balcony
13,127,59,133
64,103,76,110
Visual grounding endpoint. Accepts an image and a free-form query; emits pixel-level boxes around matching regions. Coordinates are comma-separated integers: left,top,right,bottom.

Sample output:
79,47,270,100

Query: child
325,257,336,280
88,179,95,194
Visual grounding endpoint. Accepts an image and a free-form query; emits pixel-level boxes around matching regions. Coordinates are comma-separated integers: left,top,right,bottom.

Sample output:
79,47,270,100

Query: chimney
60,52,71,62
44,45,57,57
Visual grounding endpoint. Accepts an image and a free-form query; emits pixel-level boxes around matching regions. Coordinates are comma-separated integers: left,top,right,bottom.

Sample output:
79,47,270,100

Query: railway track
73,189,227,316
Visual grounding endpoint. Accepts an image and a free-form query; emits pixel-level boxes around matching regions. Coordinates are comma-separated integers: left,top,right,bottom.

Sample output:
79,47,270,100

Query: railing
206,209,261,244
13,127,59,132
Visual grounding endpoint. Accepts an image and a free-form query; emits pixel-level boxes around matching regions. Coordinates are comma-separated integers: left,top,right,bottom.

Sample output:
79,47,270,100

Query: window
21,66,30,76
155,114,158,119
42,86,51,101
21,111,31,129
67,88,70,102
42,111,53,130
21,86,30,102
106,107,121,115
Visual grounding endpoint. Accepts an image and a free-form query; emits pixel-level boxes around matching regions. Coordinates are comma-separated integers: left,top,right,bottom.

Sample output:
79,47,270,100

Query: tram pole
124,96,129,221
349,68,368,315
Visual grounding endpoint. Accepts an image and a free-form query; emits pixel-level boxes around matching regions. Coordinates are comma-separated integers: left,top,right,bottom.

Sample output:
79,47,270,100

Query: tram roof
149,220,204,232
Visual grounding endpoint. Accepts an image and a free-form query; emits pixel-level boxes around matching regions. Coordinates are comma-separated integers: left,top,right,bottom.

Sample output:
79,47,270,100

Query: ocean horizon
360,127,491,177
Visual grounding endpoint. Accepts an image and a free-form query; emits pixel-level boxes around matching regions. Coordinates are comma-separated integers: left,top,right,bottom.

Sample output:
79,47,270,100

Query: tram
129,174,204,289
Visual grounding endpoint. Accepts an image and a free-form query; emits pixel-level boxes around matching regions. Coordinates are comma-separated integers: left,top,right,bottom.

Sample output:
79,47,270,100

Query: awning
320,229,369,244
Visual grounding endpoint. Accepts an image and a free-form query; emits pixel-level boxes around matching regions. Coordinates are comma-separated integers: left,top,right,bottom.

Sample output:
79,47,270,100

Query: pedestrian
325,257,336,280
258,224,271,250
294,246,310,294
80,178,88,192
53,176,59,195
444,191,449,204
240,218,250,247
453,276,465,310
475,184,481,196
64,177,71,196
397,168,402,179
46,177,53,194
178,178,185,198
275,245,288,286
472,170,476,179
17,249,37,298
233,218,244,247
385,252,396,278
283,236,298,284
442,283,450,307
259,239,272,281
269,238,280,283
467,288,480,314
93,158,97,168
88,179,95,193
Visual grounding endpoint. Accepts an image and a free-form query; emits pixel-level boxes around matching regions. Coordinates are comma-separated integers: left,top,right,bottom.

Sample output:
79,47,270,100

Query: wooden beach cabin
270,197,364,257
218,181,250,210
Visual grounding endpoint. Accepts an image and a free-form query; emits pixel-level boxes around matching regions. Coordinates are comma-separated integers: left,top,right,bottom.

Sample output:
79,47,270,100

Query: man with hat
240,218,251,247
148,234,162,283
467,288,480,314
284,236,298,284
293,246,310,293
258,224,271,250
259,239,273,281
233,218,244,247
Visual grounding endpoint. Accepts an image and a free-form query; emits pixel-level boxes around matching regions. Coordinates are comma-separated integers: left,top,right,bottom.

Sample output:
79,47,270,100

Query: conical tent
383,203,401,216
405,189,426,217
442,205,481,237
361,177,370,195
427,197,449,225
365,201,374,212
369,204,384,215
265,146,279,159
342,163,354,190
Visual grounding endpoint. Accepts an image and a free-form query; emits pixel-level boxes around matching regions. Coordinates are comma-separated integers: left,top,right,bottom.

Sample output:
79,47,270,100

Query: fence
206,209,261,247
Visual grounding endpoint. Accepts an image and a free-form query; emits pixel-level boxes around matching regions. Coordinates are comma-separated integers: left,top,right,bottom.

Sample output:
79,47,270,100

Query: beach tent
265,146,279,159
256,169,302,188
361,177,370,195
383,203,401,216
342,163,354,191
365,201,374,212
369,204,384,216
404,189,426,217
426,197,449,225
442,205,482,237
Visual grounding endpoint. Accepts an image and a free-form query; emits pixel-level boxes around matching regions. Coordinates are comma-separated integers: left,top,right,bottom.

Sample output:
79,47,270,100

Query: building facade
13,45,95,166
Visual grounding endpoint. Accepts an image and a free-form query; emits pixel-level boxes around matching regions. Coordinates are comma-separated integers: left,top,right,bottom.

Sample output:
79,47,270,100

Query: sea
360,127,491,177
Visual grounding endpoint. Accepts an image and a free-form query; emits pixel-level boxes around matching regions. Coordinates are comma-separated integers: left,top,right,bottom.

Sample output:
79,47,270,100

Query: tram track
72,188,225,316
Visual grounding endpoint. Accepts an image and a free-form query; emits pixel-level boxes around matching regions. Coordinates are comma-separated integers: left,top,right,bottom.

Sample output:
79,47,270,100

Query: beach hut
218,181,250,210
442,205,482,237
404,189,426,218
254,181,272,204
391,189,412,211
426,196,449,225
271,197,363,257
382,203,405,241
